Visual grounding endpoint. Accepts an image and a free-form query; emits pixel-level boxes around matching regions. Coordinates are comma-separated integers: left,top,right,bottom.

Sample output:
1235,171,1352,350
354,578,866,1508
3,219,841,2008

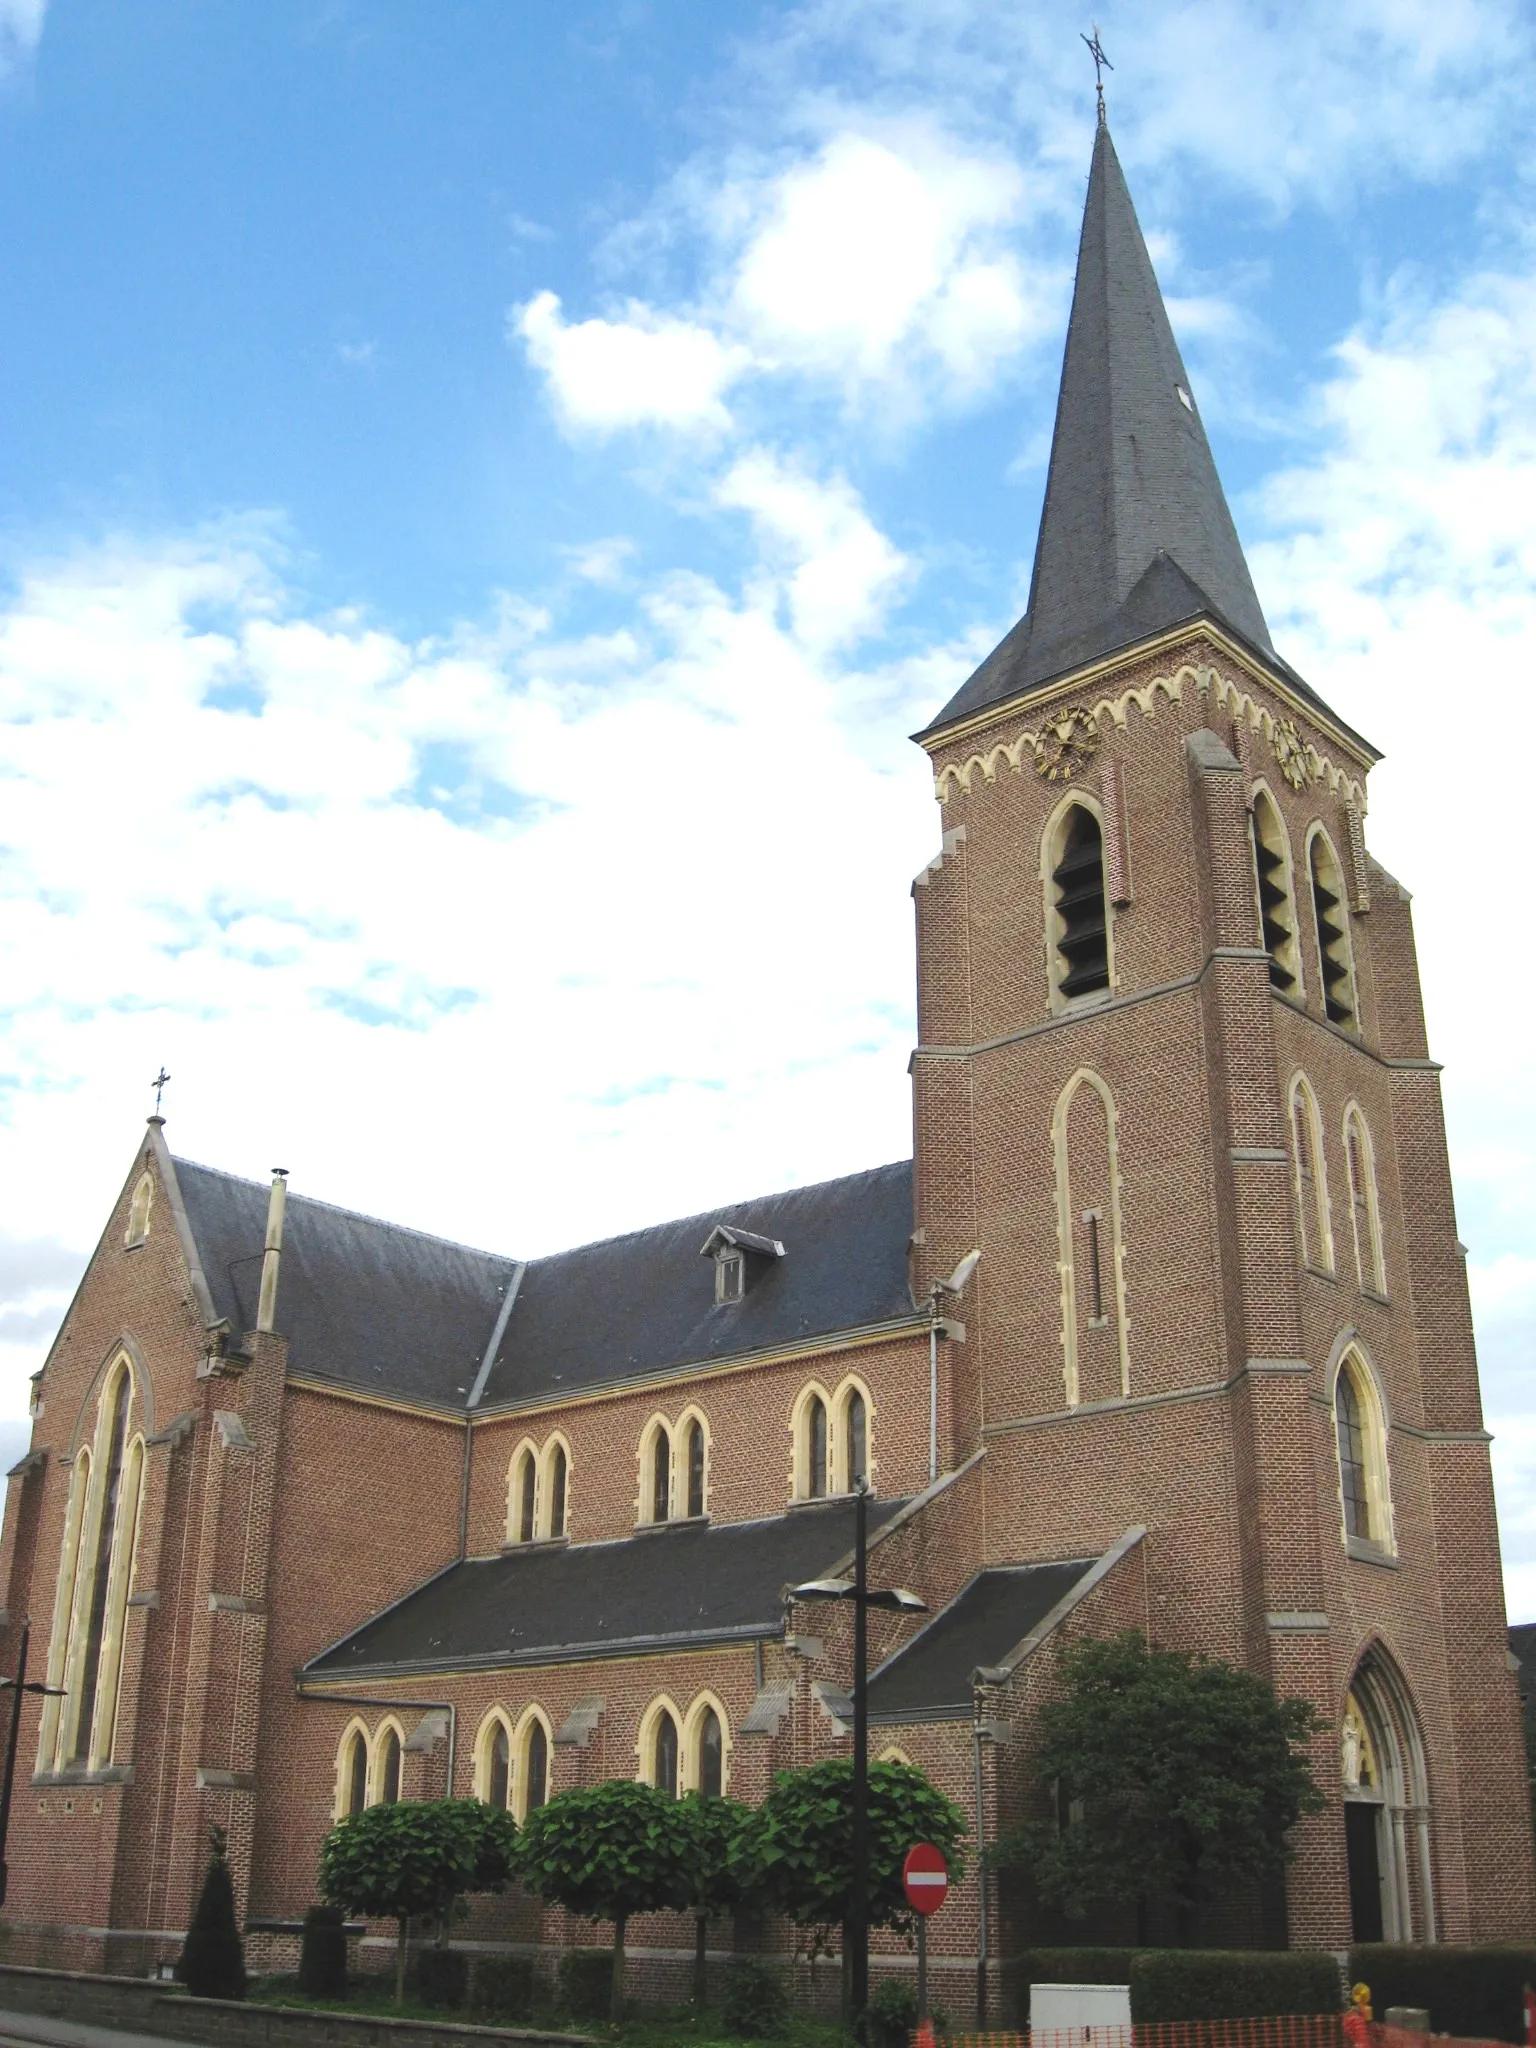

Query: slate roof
1509,1623,1536,1742
867,1560,1097,1722
303,1496,910,1679
171,1155,916,1413
174,1160,519,1409
923,122,1350,743
477,1161,915,1410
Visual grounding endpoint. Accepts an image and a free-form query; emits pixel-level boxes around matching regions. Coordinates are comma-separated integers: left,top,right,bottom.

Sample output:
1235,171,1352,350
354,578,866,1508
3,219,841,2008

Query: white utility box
1029,1981,1132,2043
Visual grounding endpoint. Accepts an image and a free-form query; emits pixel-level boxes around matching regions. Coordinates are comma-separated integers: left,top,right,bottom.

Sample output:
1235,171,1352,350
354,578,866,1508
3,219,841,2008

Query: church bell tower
908,118,1535,1947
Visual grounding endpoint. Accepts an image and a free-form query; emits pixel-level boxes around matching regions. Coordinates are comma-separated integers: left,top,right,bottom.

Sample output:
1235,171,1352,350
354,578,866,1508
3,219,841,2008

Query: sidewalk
0,2013,181,2048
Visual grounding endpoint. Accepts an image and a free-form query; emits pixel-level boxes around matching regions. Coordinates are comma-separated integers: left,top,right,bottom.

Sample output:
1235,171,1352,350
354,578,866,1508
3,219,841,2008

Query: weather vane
1082,24,1112,124
152,1067,171,1116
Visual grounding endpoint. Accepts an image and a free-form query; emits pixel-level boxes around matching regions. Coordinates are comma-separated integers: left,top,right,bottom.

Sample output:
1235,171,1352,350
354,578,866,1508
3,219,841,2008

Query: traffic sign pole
916,1916,927,2020
901,1844,949,2024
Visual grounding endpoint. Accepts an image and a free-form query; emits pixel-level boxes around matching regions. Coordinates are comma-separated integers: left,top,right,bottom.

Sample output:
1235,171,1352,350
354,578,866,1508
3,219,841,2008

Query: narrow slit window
1310,831,1357,1029
1290,1076,1333,1274
1251,792,1299,993
518,1453,536,1544
685,1420,705,1518
1346,1110,1387,1296
651,1427,671,1523
548,1443,568,1537
1083,1210,1105,1322
1051,806,1110,999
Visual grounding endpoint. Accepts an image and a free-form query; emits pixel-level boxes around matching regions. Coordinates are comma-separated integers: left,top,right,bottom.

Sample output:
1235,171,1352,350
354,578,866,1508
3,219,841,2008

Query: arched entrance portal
1340,1650,1436,1944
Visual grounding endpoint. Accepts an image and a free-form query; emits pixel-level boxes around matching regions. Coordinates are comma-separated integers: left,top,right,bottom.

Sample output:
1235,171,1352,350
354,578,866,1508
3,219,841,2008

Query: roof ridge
521,1157,913,1268
170,1154,520,1267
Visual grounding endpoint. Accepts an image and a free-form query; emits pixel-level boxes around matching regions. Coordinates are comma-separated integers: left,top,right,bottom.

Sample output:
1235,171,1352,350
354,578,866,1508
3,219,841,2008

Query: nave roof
171,1152,916,1414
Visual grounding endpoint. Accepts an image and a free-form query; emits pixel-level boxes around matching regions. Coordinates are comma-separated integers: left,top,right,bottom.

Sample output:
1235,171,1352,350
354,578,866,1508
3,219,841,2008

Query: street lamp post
792,1483,927,2031
0,1621,66,1909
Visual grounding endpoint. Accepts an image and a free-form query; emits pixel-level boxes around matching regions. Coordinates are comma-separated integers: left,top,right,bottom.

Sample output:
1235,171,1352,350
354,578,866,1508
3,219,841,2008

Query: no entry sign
902,1842,949,1915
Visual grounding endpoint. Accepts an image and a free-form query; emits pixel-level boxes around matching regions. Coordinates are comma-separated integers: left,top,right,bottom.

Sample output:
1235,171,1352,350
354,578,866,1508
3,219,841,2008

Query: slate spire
928,122,1274,732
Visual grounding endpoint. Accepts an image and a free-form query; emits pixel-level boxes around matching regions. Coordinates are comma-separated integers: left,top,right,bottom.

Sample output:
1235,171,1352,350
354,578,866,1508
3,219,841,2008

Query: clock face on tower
1034,706,1102,782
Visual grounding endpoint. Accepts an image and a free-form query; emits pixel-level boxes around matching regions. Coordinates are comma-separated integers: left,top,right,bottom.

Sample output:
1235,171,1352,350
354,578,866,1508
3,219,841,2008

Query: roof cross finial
152,1067,171,1117
1082,24,1112,124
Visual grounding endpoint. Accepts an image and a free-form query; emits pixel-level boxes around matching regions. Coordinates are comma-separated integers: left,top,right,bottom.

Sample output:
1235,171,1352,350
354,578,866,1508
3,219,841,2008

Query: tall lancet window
1250,790,1300,995
1047,805,1110,1003
43,1360,145,1774
1309,829,1358,1030
1052,1071,1130,1408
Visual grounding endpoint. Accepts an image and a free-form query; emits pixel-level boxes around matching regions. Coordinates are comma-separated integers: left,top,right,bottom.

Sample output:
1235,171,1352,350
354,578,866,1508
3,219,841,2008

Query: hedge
470,1954,539,2021
1351,1944,1536,2045
1131,1950,1342,2020
296,1906,347,1999
415,1948,468,2010
556,1949,614,2021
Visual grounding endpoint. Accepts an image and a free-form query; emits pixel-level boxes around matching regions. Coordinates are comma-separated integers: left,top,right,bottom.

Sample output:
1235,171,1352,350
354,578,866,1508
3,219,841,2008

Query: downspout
971,1689,988,2026
255,1170,288,1333
460,1263,526,1560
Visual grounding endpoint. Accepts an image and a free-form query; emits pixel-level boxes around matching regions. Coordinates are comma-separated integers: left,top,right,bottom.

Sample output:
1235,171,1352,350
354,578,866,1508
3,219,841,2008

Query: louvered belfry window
1052,806,1110,997
1310,832,1356,1027
1251,792,1299,993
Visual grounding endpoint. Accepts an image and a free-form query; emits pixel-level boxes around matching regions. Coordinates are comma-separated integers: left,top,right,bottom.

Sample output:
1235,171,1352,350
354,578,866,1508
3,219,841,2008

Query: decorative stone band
195,1768,254,1791
1266,1611,1330,1632
932,659,1369,809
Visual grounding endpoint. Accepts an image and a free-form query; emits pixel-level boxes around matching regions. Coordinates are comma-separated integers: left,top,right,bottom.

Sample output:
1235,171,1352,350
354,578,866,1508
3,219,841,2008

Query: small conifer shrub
175,1826,247,2002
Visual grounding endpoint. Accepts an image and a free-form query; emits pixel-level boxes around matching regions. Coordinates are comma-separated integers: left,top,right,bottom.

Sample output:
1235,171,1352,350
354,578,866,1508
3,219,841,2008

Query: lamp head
938,1248,981,1296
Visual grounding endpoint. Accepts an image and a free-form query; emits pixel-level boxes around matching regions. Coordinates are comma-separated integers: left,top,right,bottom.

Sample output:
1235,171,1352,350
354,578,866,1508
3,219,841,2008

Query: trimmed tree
514,1779,694,2021
175,1825,247,2001
679,1793,754,2008
996,1631,1324,1942
733,1758,967,2018
319,1798,518,2005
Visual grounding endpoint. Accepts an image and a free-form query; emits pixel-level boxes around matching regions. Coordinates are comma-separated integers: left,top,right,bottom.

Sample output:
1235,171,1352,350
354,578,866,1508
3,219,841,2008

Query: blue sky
3,0,1536,1608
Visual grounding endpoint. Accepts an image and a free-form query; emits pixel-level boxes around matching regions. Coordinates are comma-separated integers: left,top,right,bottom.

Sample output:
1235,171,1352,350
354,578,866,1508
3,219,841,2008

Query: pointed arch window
545,1441,568,1538
653,1709,679,1797
1334,1348,1394,1554
43,1361,145,1774
1052,1071,1130,1407
844,1389,867,1489
376,1726,402,1805
523,1716,549,1816
1345,1106,1387,1298
807,1396,827,1498
1309,828,1358,1030
125,1173,153,1248
509,1445,538,1545
478,1713,512,1810
1047,803,1110,1003
340,1727,369,1819
685,1418,706,1519
1288,1075,1334,1275
698,1708,723,1799
651,1424,672,1523
1250,789,1300,994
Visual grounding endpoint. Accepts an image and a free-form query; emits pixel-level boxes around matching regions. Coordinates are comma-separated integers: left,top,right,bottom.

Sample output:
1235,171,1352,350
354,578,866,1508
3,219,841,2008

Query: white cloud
0,0,44,71
513,290,752,435
725,130,1041,399
0,486,939,1428
716,451,911,654
561,536,638,588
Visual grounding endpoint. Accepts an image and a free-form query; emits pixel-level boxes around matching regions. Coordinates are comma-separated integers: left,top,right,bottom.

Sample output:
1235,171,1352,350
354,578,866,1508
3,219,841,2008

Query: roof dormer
699,1223,785,1305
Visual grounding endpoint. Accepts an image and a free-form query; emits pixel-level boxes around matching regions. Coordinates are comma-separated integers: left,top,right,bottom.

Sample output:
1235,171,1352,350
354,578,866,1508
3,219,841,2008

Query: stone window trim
124,1171,153,1249
1343,1101,1389,1301
1306,822,1361,1035
681,1689,731,1798
1051,1067,1132,1408
513,1705,552,1820
1287,1071,1335,1278
1249,781,1304,998
474,1706,514,1810
505,1432,573,1544
636,1693,684,1796
790,1376,875,1500
1329,1339,1396,1559
1040,788,1115,1015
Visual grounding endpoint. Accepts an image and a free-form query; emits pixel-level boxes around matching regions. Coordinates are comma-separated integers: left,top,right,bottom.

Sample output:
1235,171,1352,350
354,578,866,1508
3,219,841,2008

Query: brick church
3,118,1532,2005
